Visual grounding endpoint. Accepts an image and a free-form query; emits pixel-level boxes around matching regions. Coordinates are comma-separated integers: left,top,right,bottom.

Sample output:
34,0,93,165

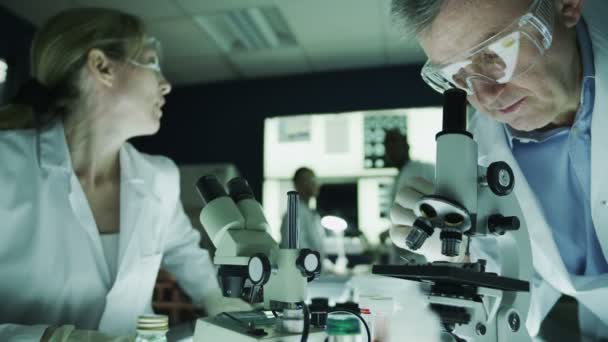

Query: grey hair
390,0,445,37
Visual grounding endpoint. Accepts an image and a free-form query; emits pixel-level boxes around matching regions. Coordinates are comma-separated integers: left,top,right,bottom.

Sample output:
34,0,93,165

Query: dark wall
0,6,35,104
132,64,442,198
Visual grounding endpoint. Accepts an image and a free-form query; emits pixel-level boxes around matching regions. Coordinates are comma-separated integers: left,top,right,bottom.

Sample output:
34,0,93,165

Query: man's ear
557,0,584,28
86,49,116,88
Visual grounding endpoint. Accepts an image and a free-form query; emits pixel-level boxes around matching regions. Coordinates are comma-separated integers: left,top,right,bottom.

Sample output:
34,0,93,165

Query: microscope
373,89,534,341
192,176,325,341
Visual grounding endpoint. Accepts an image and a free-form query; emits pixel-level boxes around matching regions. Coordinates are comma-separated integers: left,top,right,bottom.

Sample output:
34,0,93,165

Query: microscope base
193,311,326,341
373,264,532,341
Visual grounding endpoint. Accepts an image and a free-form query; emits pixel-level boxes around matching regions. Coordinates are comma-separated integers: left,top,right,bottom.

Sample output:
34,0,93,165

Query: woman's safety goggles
127,37,164,74
421,0,554,95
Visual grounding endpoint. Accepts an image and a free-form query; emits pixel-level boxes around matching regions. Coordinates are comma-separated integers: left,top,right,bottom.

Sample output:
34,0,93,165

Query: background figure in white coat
0,8,249,342
389,0,608,340
280,167,326,260
381,129,434,264
383,129,435,204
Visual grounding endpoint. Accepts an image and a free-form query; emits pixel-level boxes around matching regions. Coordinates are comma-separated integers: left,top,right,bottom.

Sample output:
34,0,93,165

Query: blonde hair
0,8,147,129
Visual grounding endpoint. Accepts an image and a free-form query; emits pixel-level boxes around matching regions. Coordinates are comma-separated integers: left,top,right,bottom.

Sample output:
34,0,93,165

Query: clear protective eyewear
421,0,554,95
126,36,164,75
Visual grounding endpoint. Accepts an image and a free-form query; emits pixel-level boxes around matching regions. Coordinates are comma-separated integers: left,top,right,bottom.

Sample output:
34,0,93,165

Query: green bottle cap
327,315,361,335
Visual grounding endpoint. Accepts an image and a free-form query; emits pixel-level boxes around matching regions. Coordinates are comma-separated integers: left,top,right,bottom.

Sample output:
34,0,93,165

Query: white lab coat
469,1,608,338
0,120,220,340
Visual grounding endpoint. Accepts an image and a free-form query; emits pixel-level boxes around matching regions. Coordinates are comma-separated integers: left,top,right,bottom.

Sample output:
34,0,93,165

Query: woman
0,8,248,341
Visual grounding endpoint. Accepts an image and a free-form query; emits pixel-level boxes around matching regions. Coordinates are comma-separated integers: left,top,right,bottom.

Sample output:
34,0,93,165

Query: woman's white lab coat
0,120,220,339
470,0,608,338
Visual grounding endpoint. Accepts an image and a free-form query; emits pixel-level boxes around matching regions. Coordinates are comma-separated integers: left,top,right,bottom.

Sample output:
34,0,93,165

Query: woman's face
109,46,172,137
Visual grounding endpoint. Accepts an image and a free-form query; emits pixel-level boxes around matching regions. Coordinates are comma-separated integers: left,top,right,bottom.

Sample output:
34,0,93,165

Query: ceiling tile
229,47,310,77
163,55,238,85
1,0,430,84
277,0,384,47
175,0,273,14
1,0,73,26
72,0,184,20
146,18,222,57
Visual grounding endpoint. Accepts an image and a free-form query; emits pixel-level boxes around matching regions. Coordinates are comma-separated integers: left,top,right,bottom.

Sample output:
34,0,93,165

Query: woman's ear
86,49,116,88
556,0,584,28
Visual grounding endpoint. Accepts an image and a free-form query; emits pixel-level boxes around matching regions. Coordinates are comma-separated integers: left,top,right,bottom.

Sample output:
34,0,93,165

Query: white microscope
373,88,534,341
192,176,325,341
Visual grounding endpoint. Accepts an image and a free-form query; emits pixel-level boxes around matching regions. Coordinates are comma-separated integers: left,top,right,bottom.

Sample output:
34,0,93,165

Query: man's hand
389,177,468,262
389,177,434,250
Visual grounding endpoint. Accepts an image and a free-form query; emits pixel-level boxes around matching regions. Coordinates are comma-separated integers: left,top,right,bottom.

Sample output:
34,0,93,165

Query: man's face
419,0,581,131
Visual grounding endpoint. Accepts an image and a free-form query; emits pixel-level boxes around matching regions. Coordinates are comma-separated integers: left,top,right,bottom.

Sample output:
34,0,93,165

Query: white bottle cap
137,314,169,333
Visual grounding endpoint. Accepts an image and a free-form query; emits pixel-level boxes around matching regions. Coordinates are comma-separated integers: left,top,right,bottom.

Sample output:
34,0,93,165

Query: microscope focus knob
486,161,514,196
487,214,520,235
248,253,271,286
296,249,321,281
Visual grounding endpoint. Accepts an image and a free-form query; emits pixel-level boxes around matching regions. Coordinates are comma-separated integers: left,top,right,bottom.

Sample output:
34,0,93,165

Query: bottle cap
327,315,360,335
137,314,169,332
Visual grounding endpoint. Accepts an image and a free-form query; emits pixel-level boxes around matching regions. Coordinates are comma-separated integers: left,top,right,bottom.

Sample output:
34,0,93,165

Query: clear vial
135,315,168,342
327,313,361,342
135,331,167,342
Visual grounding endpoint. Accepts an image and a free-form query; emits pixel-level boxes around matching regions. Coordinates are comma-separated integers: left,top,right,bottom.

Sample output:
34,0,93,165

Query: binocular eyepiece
196,175,255,206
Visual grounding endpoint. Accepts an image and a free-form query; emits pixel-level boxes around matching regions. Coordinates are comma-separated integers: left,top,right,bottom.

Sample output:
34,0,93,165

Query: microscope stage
372,264,529,292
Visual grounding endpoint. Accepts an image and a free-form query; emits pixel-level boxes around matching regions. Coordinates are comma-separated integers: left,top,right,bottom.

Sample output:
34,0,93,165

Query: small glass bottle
327,313,361,342
135,314,169,342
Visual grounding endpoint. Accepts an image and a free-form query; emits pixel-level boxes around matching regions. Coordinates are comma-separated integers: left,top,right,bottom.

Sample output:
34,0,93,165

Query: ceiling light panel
194,6,297,54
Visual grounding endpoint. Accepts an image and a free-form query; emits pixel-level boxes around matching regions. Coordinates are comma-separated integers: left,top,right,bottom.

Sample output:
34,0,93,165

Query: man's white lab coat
470,1,608,338
0,120,220,339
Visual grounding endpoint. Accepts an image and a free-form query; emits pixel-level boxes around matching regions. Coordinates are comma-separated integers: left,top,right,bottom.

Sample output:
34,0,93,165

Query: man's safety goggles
421,0,554,95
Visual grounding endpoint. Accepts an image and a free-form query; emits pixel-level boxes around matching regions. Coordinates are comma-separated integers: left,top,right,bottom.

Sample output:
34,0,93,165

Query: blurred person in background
383,129,435,203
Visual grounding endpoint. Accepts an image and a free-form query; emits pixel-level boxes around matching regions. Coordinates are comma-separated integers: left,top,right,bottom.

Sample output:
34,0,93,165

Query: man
280,167,326,259
382,129,434,264
389,0,608,339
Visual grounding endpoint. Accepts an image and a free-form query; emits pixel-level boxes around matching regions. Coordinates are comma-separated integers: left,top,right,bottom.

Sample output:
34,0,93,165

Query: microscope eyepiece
442,88,468,132
196,175,228,206
227,177,255,202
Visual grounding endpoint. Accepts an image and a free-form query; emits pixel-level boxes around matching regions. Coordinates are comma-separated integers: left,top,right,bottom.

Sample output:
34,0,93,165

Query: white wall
263,107,442,244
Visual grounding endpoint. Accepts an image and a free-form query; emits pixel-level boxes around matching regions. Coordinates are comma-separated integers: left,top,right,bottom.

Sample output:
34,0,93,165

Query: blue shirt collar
504,17,596,147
